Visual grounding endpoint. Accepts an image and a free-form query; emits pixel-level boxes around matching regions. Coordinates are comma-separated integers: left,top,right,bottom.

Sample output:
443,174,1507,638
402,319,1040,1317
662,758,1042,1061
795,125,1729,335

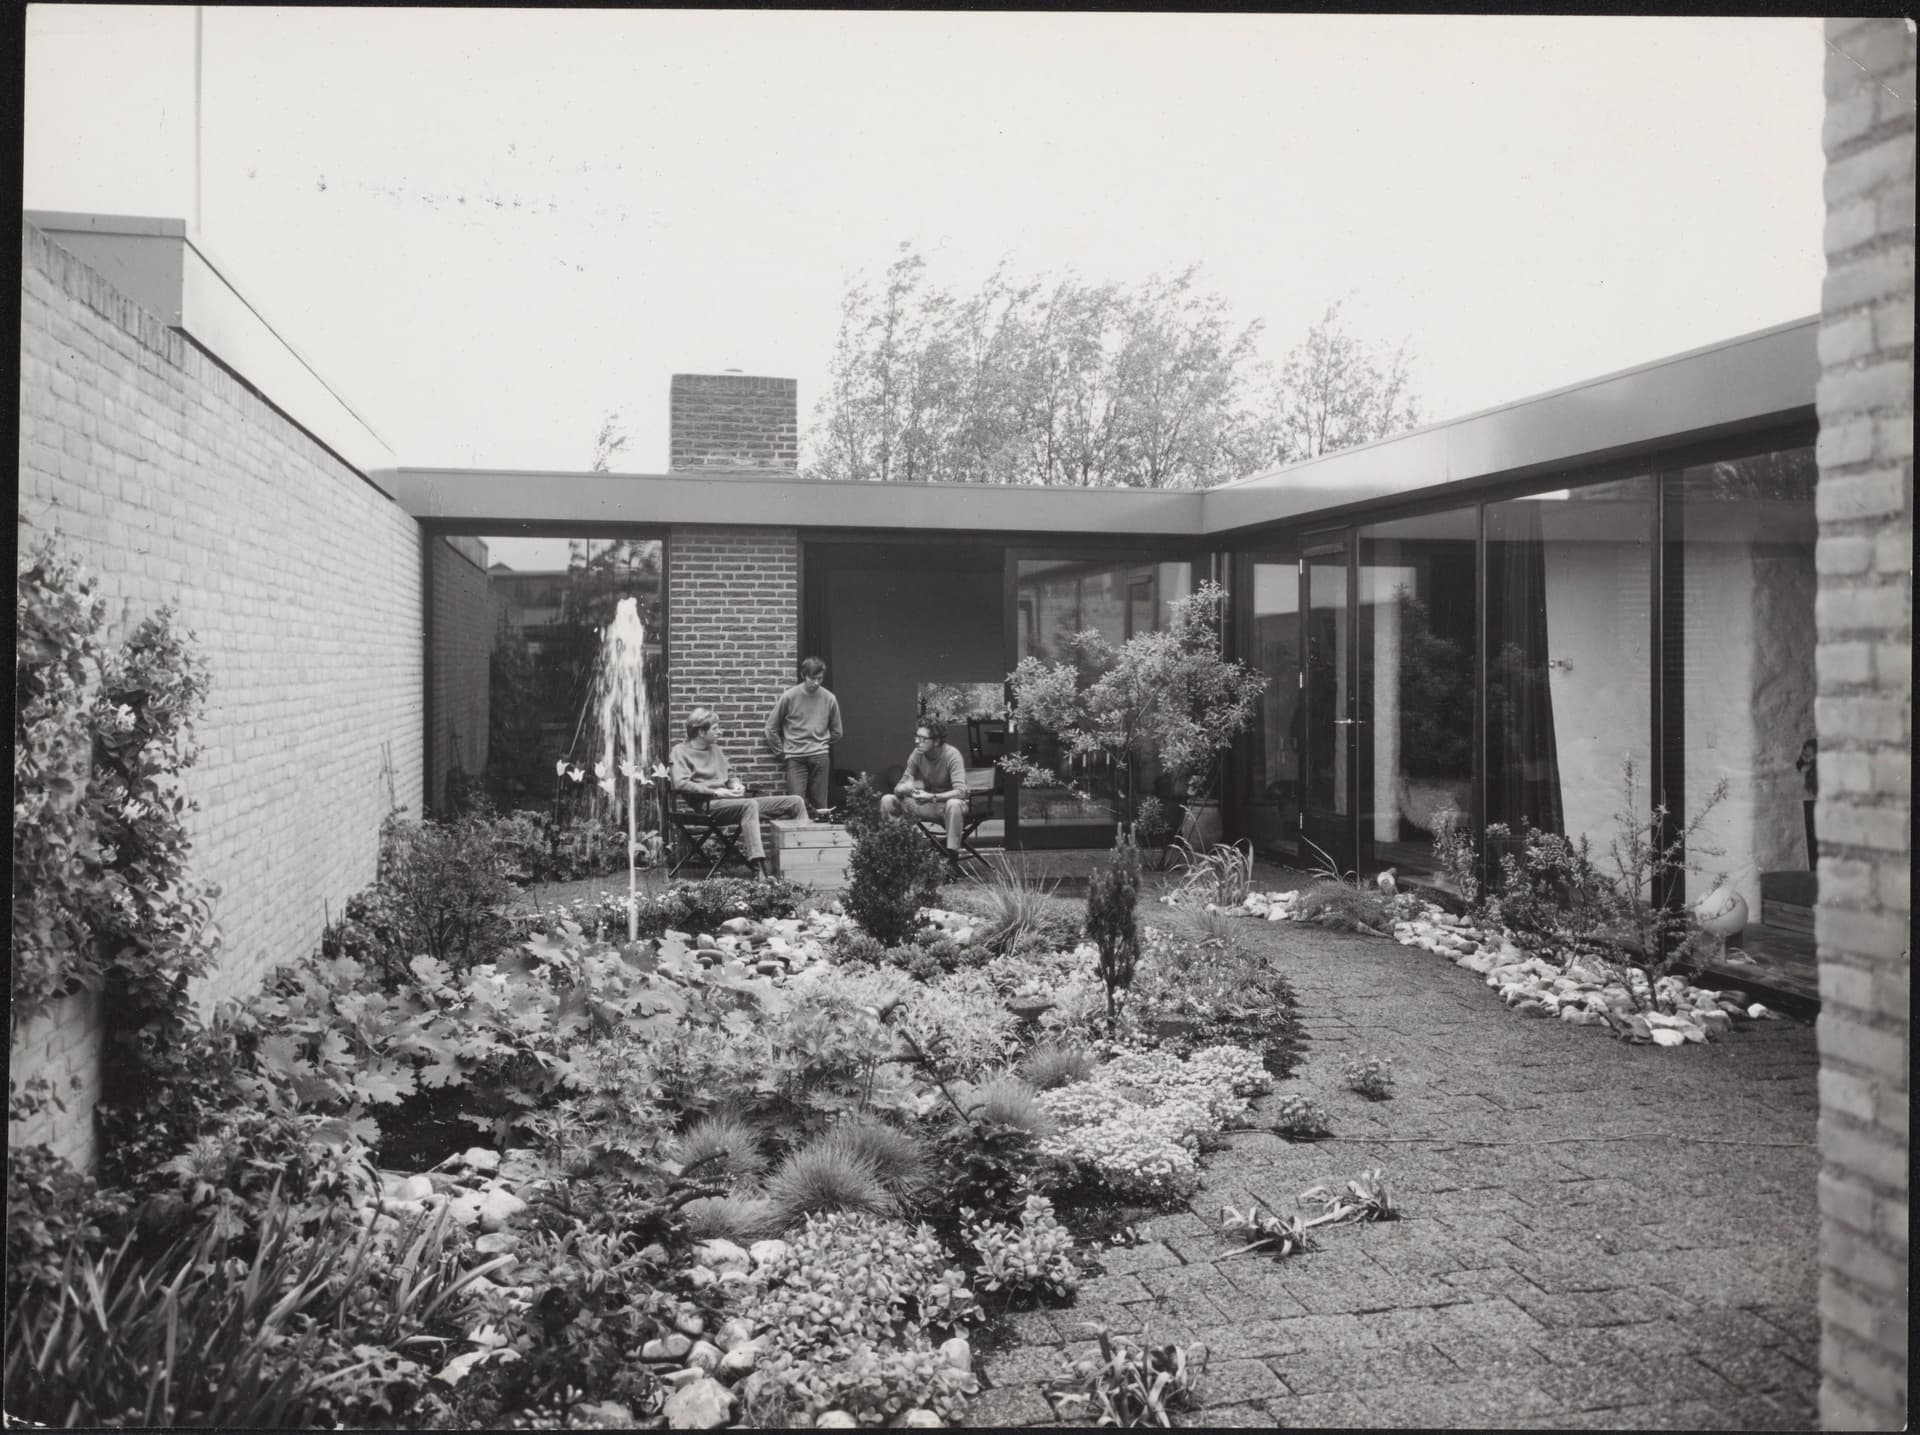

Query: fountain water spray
592,597,653,941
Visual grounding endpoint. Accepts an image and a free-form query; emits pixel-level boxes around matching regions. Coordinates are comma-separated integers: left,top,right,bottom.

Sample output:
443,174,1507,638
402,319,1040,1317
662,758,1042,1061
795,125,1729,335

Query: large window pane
1673,446,1817,913
1242,556,1301,857
1357,507,1477,885
429,534,665,842
1486,477,1653,862
1012,557,1194,842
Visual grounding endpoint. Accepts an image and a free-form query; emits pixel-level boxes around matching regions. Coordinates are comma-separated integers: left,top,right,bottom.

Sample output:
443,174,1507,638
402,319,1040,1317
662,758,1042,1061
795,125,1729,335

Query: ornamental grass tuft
1018,1042,1098,1092
763,1141,898,1229
668,1113,768,1184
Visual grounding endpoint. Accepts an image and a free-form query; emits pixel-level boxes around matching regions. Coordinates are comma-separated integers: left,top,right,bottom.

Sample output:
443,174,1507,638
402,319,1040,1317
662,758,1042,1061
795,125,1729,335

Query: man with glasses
880,718,970,877
669,707,807,877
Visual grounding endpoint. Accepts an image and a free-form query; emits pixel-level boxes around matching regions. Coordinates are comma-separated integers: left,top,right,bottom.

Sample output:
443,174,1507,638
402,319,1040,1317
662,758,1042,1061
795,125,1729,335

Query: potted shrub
1001,582,1267,838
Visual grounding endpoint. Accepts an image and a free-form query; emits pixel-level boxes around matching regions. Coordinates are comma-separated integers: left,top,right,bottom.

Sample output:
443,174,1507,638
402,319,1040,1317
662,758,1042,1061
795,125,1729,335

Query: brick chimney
667,373,798,473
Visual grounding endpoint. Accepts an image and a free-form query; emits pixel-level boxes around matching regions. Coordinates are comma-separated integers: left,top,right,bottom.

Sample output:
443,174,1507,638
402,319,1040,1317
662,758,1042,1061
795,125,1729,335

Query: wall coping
24,210,399,488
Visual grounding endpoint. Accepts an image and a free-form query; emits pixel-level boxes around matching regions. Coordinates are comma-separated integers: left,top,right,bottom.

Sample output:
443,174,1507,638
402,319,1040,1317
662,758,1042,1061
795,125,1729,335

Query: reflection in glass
1357,507,1477,884
1485,477,1652,864
1303,551,1349,819
428,533,666,833
1673,446,1817,912
1011,558,1194,842
1242,557,1301,856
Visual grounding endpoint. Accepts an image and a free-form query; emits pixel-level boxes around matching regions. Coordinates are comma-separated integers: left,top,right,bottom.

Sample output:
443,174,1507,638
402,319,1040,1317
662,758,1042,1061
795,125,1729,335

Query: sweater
896,743,968,797
669,741,736,797
764,684,843,759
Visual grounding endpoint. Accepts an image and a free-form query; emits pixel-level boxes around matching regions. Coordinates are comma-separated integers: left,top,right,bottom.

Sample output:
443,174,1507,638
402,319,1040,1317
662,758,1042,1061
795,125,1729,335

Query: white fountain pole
597,598,650,945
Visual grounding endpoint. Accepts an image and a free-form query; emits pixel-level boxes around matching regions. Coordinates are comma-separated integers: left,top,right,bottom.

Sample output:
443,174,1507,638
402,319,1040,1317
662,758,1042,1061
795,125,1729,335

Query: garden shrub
957,1074,1057,1137
844,811,948,946
965,1193,1079,1302
5,1119,131,1307
838,771,888,839
926,1119,1046,1232
742,1210,978,1356
642,873,807,938
374,813,517,976
1085,845,1142,1035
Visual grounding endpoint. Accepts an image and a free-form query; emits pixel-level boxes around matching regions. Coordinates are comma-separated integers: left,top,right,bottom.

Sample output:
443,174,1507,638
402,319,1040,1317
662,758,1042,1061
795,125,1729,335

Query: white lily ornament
554,758,569,776
618,760,642,781
565,764,584,783
598,775,617,797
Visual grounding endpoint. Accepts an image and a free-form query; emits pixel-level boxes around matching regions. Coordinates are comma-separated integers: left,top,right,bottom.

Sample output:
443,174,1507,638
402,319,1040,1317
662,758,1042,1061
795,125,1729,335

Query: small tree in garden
1001,581,1266,830
844,811,947,946
1084,843,1142,1037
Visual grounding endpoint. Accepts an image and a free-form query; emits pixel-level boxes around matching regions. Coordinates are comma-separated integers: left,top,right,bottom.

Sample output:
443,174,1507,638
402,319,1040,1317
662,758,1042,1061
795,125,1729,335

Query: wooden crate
770,820,854,891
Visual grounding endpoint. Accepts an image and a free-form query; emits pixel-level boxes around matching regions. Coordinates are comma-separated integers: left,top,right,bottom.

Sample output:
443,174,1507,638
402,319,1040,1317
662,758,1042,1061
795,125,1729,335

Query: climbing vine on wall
11,537,219,1089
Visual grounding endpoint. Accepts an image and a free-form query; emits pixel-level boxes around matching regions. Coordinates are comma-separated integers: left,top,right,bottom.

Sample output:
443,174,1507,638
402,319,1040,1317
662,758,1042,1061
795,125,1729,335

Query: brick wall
429,535,494,812
1814,18,1913,1431
667,374,799,472
13,220,425,1168
666,526,800,794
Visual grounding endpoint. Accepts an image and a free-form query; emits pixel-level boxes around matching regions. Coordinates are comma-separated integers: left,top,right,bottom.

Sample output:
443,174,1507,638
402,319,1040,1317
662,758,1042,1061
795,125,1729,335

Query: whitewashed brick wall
1814,17,1913,1432
12,220,425,1169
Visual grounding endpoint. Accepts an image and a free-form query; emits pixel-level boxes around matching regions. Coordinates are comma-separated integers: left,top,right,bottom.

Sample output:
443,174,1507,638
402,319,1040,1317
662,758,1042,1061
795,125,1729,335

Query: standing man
765,656,843,818
670,708,807,877
880,718,970,878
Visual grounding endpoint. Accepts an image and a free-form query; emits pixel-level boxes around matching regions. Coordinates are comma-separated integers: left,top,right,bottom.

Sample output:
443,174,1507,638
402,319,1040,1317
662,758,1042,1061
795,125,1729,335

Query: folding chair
655,774,748,880
910,767,999,878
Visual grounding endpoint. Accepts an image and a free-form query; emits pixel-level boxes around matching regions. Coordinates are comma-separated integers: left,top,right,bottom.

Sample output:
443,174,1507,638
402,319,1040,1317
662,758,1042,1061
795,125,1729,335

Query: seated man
668,707,807,877
879,718,970,876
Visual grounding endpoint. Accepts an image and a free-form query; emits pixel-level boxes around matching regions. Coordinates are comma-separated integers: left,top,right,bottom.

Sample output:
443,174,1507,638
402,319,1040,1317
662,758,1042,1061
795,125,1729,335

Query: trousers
881,793,968,850
702,794,807,860
783,752,831,815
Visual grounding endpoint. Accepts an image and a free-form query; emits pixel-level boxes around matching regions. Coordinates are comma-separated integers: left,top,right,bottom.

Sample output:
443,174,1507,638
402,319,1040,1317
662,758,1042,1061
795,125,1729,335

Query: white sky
25,8,1827,476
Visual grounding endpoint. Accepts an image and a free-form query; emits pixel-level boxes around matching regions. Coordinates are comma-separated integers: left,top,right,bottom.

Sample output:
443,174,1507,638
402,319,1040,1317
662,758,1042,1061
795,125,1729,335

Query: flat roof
387,313,1816,538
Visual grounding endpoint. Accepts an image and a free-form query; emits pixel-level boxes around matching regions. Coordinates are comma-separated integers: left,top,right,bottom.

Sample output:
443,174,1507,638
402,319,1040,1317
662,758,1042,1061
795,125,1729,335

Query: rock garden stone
477,1186,527,1231
687,1340,723,1372
816,1414,858,1429
663,1377,734,1429
643,1333,694,1362
939,1336,972,1373
395,1173,435,1202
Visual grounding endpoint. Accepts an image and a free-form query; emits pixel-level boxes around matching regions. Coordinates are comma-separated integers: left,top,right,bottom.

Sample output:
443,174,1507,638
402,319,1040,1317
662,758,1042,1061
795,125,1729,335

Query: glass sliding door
1356,507,1478,885
1239,550,1303,859
1301,536,1354,873
1010,555,1194,847
1670,444,1817,925
1484,476,1653,871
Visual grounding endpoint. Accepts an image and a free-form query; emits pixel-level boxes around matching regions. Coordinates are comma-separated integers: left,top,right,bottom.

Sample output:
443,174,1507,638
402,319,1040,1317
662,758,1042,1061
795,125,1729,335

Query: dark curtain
1487,504,1565,835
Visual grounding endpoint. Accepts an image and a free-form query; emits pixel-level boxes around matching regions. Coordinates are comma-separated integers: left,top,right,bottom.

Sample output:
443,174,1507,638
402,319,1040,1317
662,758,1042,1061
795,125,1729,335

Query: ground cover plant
13,550,1331,1429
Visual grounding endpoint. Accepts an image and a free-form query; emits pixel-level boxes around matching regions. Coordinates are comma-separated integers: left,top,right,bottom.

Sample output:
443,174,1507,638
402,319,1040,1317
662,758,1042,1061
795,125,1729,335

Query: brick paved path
976,915,1822,1429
